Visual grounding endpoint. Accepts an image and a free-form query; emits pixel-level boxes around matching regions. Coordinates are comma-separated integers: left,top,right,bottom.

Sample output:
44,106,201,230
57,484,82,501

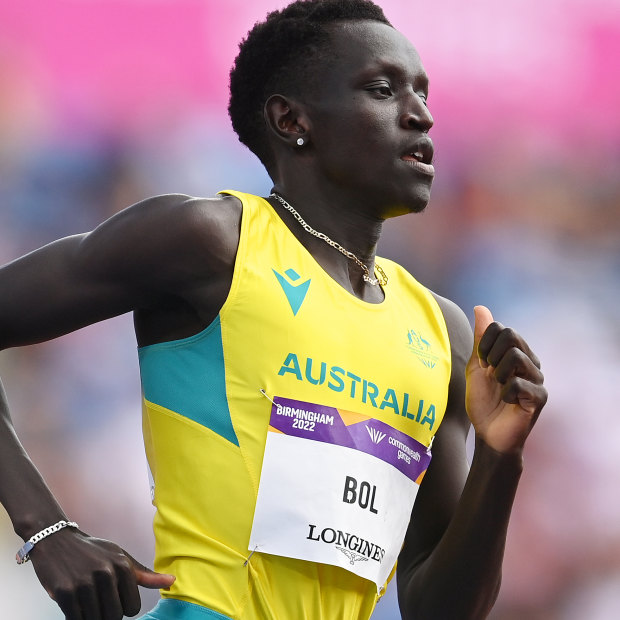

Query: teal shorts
140,599,233,620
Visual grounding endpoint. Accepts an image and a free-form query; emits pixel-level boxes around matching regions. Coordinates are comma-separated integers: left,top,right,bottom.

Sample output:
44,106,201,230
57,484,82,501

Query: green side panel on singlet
138,316,239,446
140,598,233,619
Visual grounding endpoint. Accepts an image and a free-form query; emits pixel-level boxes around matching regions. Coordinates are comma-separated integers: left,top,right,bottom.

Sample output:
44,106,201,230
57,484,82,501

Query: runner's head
228,0,392,171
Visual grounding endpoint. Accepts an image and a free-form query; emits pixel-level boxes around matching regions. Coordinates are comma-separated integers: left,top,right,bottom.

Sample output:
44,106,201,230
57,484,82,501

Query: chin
384,191,431,218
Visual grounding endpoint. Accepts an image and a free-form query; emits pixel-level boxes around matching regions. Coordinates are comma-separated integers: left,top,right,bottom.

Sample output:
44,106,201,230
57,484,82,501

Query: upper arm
396,294,473,583
0,193,241,350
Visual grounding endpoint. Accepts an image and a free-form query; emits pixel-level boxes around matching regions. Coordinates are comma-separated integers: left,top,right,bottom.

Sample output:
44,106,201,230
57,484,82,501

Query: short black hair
228,0,392,169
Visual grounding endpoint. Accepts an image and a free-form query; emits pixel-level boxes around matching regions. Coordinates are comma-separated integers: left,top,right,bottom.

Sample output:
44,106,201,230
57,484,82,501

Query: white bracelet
16,520,79,564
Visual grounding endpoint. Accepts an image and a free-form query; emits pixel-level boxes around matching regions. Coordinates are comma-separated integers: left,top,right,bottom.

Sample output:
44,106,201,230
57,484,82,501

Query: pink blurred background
0,1,619,617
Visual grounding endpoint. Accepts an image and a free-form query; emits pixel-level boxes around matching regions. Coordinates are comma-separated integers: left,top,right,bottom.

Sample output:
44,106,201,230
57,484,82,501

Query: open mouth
401,141,435,177
401,152,435,176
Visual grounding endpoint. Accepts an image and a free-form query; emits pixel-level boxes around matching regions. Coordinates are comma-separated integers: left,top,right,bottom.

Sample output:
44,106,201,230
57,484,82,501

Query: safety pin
244,545,259,567
259,388,282,412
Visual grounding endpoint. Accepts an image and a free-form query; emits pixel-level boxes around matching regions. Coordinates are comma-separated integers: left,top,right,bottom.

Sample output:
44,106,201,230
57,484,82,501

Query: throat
270,192,388,294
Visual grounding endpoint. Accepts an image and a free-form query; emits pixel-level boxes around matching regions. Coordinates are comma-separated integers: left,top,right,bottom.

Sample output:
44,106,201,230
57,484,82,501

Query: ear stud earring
296,137,305,146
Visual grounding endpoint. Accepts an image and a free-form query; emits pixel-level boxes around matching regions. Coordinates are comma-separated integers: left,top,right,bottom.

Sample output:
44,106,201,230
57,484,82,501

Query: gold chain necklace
271,193,388,287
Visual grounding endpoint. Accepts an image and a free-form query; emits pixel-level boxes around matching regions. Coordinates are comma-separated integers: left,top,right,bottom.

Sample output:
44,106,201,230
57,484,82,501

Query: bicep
0,193,216,349
0,232,149,349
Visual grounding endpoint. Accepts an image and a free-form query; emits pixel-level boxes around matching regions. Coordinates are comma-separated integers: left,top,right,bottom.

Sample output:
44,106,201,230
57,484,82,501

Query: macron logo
273,268,311,316
365,425,386,444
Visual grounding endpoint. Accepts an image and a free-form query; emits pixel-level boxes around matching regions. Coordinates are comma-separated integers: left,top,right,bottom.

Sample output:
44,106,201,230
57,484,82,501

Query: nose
400,94,433,132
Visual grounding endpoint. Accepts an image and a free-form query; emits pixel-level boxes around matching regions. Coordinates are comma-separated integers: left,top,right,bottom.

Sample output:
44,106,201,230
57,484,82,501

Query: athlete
0,1,547,619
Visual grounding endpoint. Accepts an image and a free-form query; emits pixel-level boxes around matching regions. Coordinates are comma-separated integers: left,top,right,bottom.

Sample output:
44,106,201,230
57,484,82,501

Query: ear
264,94,310,149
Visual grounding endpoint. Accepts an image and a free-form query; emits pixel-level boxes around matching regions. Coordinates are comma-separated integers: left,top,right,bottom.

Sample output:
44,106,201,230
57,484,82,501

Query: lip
400,136,435,177
400,156,435,177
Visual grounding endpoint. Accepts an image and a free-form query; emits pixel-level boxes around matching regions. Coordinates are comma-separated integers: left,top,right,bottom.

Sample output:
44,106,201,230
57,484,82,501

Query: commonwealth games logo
406,329,439,369
365,425,386,444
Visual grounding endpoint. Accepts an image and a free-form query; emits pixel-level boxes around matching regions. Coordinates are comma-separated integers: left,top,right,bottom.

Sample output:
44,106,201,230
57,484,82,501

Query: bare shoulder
81,192,244,344
82,193,242,285
100,192,241,253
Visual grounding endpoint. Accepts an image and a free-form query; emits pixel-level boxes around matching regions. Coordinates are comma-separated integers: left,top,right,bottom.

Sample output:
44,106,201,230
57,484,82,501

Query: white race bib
249,397,431,590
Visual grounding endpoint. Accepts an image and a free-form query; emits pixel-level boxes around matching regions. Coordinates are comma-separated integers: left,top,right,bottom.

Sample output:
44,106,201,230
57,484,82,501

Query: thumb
472,305,494,368
129,555,176,590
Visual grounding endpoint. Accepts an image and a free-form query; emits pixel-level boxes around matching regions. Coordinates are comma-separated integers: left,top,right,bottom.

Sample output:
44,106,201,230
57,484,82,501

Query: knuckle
116,553,133,570
508,346,527,363
53,583,79,605
115,557,135,580
94,565,116,583
514,375,532,392
501,326,518,342
76,579,95,595
537,385,549,405
501,379,520,402
508,347,543,379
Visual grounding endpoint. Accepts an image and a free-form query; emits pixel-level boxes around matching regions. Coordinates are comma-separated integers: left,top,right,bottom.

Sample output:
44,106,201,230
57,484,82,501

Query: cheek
310,107,396,174
313,100,392,142
344,120,394,163
357,112,397,156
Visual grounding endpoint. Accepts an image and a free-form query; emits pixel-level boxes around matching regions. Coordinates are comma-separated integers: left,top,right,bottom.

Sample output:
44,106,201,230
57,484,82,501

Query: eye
366,82,393,98
417,92,429,107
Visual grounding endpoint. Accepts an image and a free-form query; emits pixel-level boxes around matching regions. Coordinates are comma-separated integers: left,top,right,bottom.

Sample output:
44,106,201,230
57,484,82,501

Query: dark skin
0,20,547,620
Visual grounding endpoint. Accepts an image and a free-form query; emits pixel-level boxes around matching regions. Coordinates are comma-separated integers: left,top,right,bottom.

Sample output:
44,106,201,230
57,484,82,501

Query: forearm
0,378,68,540
399,436,523,620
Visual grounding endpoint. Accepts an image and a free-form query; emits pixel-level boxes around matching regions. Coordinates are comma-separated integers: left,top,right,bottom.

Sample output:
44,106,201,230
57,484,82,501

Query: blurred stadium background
0,0,619,617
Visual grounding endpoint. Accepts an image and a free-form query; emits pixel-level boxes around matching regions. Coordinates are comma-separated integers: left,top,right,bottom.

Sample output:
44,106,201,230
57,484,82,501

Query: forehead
322,21,427,83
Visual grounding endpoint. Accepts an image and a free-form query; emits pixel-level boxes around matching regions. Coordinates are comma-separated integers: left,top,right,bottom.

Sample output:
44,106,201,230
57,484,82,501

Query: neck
270,183,384,263
271,192,388,287
269,183,386,299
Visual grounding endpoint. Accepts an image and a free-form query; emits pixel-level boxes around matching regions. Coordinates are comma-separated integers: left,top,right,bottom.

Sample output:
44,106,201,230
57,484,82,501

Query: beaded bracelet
16,520,79,564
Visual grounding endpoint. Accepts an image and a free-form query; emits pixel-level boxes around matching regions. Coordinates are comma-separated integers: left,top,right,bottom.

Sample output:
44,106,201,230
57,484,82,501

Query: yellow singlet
138,191,451,620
